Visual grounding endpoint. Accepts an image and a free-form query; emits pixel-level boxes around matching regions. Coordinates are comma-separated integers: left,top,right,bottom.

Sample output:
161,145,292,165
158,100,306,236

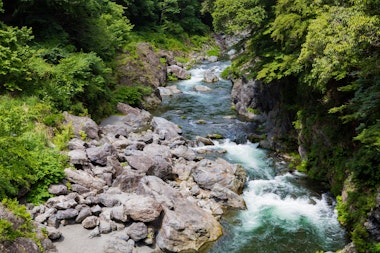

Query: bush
0,96,67,203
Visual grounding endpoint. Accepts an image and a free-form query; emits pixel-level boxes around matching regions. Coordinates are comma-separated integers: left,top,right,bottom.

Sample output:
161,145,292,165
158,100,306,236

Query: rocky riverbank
27,103,246,253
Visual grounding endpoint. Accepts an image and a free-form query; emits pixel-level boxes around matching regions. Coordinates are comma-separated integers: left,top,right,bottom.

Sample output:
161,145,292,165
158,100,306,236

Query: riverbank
27,101,247,253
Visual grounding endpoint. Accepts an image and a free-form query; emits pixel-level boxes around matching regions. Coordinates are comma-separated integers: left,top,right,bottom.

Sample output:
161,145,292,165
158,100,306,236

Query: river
153,61,347,253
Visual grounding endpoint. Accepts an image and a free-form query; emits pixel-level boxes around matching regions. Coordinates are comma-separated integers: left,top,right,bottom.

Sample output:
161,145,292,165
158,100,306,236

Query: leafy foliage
0,96,67,203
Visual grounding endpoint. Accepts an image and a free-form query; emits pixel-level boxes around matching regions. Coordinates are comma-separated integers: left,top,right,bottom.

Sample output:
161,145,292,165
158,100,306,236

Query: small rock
48,184,68,195
46,226,62,240
82,216,99,229
125,222,148,242
56,209,78,220
75,206,92,223
88,226,100,238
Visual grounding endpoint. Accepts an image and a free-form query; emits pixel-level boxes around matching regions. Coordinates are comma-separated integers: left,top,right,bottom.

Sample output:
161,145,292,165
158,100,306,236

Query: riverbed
153,61,347,253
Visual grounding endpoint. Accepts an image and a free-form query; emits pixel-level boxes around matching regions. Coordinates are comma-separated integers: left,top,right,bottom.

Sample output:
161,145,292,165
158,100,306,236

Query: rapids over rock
154,60,348,253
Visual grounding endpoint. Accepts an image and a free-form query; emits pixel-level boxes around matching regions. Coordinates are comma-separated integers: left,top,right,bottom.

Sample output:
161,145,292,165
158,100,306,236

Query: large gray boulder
137,176,222,252
100,103,152,137
192,158,247,194
125,222,148,242
64,168,106,191
68,150,88,166
86,143,117,166
122,194,162,222
203,69,219,83
63,112,99,140
151,117,182,140
210,184,246,209
167,64,190,80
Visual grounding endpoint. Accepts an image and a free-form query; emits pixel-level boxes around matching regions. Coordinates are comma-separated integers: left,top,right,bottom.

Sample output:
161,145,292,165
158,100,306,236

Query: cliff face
231,77,296,152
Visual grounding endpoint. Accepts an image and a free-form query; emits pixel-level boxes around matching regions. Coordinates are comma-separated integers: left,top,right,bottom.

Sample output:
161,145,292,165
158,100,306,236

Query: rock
110,205,129,223
55,199,77,210
82,216,99,229
339,242,357,253
173,160,197,181
112,170,144,193
125,155,155,174
75,206,92,223
167,64,190,80
195,136,214,146
125,222,148,242
151,117,182,140
158,85,181,96
194,85,211,92
86,143,117,166
68,138,87,150
156,205,222,252
88,226,100,238
68,150,88,166
46,226,62,240
137,176,223,252
206,56,218,62
48,184,68,196
0,237,41,253
71,184,90,194
64,168,106,191
123,194,162,222
192,158,246,193
99,219,112,234
98,194,121,207
171,145,196,161
56,209,78,220
210,184,246,209
117,103,142,115
100,104,152,137
63,112,99,140
104,237,134,253
203,69,219,83
35,208,57,224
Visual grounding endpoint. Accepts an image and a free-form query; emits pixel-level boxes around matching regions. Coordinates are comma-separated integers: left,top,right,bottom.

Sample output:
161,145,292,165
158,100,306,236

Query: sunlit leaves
212,0,266,34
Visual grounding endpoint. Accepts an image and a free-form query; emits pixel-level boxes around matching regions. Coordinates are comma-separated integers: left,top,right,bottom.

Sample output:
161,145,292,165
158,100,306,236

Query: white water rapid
153,61,347,253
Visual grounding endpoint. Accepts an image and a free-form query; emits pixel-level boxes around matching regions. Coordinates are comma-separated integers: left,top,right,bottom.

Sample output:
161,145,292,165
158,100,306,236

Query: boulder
99,219,112,234
0,238,41,253
123,194,162,222
203,69,219,83
48,184,68,196
158,85,181,96
46,226,62,240
56,209,78,220
125,155,155,174
194,85,211,92
82,216,99,229
210,184,246,209
100,104,152,137
137,176,223,252
64,168,106,191
63,112,99,140
112,170,144,193
98,193,121,207
68,138,87,150
192,158,246,193
68,150,88,166
125,222,148,242
75,206,92,223
151,117,182,140
167,64,190,80
110,205,129,223
171,145,196,161
86,143,117,166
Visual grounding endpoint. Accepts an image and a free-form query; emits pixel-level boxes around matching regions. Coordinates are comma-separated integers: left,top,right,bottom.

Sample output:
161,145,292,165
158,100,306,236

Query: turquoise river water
153,61,347,253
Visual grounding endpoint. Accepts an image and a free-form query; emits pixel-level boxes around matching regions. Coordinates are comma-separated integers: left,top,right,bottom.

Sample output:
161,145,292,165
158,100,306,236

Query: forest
0,0,379,252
